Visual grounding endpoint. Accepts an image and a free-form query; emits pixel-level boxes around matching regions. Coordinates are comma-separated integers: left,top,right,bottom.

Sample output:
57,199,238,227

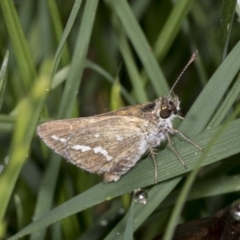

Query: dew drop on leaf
134,188,148,204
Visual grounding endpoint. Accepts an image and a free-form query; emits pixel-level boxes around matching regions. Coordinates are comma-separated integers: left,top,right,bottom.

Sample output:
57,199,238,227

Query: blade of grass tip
111,14,148,103
14,195,25,231
51,0,82,77
162,107,240,240
85,60,136,105
0,59,52,222
105,0,169,96
30,1,99,239
0,0,36,91
221,0,236,60
123,198,135,240
7,118,240,240
51,66,69,89
110,76,125,110
154,0,194,61
0,51,9,111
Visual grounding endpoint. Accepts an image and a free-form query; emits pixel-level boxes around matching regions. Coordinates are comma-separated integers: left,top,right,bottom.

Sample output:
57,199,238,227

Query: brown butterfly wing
37,118,103,158
65,117,149,182
37,116,149,182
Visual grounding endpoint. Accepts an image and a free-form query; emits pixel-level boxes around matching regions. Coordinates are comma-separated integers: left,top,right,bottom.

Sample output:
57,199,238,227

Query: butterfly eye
160,107,171,119
169,101,178,115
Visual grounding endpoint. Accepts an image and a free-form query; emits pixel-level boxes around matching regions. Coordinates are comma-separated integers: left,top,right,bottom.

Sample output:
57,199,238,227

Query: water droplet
208,126,211,130
0,165,4,174
116,232,120,235
106,196,112,201
195,152,198,155
99,219,108,226
230,200,240,221
118,208,125,215
4,156,9,165
134,189,148,204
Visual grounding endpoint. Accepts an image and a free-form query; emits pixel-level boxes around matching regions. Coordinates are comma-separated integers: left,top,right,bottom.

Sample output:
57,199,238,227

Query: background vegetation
0,0,240,239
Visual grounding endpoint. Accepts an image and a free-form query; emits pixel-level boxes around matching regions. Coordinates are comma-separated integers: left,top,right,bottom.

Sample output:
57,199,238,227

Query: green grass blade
51,0,82,77
14,195,25,231
111,15,148,103
0,60,52,221
209,72,240,126
181,39,240,135
85,60,136,104
0,51,9,111
47,0,70,66
162,174,240,208
105,0,169,96
163,108,240,240
110,76,124,110
9,37,240,238
154,0,194,61
221,0,236,59
104,38,240,236
8,118,240,239
0,0,36,91
99,36,240,237
105,179,180,239
1,2,240,239
30,1,98,239
123,199,134,240
51,62,135,105
58,0,99,118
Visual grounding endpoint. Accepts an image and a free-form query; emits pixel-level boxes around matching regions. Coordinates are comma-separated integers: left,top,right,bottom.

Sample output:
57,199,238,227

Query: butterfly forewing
37,116,149,182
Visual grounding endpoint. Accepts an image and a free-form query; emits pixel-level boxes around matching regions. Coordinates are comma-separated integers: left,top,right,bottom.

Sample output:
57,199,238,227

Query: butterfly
37,51,202,183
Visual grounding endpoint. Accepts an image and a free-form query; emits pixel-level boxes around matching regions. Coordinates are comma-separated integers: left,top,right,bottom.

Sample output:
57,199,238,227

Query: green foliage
0,0,240,239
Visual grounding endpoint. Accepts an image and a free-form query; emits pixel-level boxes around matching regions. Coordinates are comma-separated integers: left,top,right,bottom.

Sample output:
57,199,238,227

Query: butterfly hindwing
65,117,149,182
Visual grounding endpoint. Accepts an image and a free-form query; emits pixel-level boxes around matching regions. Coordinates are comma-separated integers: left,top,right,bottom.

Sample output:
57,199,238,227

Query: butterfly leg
148,144,158,184
172,129,203,152
176,115,184,120
166,133,187,169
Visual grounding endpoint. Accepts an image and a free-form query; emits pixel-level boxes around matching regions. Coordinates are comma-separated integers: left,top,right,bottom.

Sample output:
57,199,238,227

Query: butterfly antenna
169,50,198,95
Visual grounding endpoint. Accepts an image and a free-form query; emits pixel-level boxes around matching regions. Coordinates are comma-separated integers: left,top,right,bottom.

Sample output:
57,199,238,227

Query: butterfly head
156,94,180,120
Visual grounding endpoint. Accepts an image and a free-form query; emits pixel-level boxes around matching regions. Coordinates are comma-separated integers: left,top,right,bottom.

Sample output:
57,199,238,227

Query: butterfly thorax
144,94,180,148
